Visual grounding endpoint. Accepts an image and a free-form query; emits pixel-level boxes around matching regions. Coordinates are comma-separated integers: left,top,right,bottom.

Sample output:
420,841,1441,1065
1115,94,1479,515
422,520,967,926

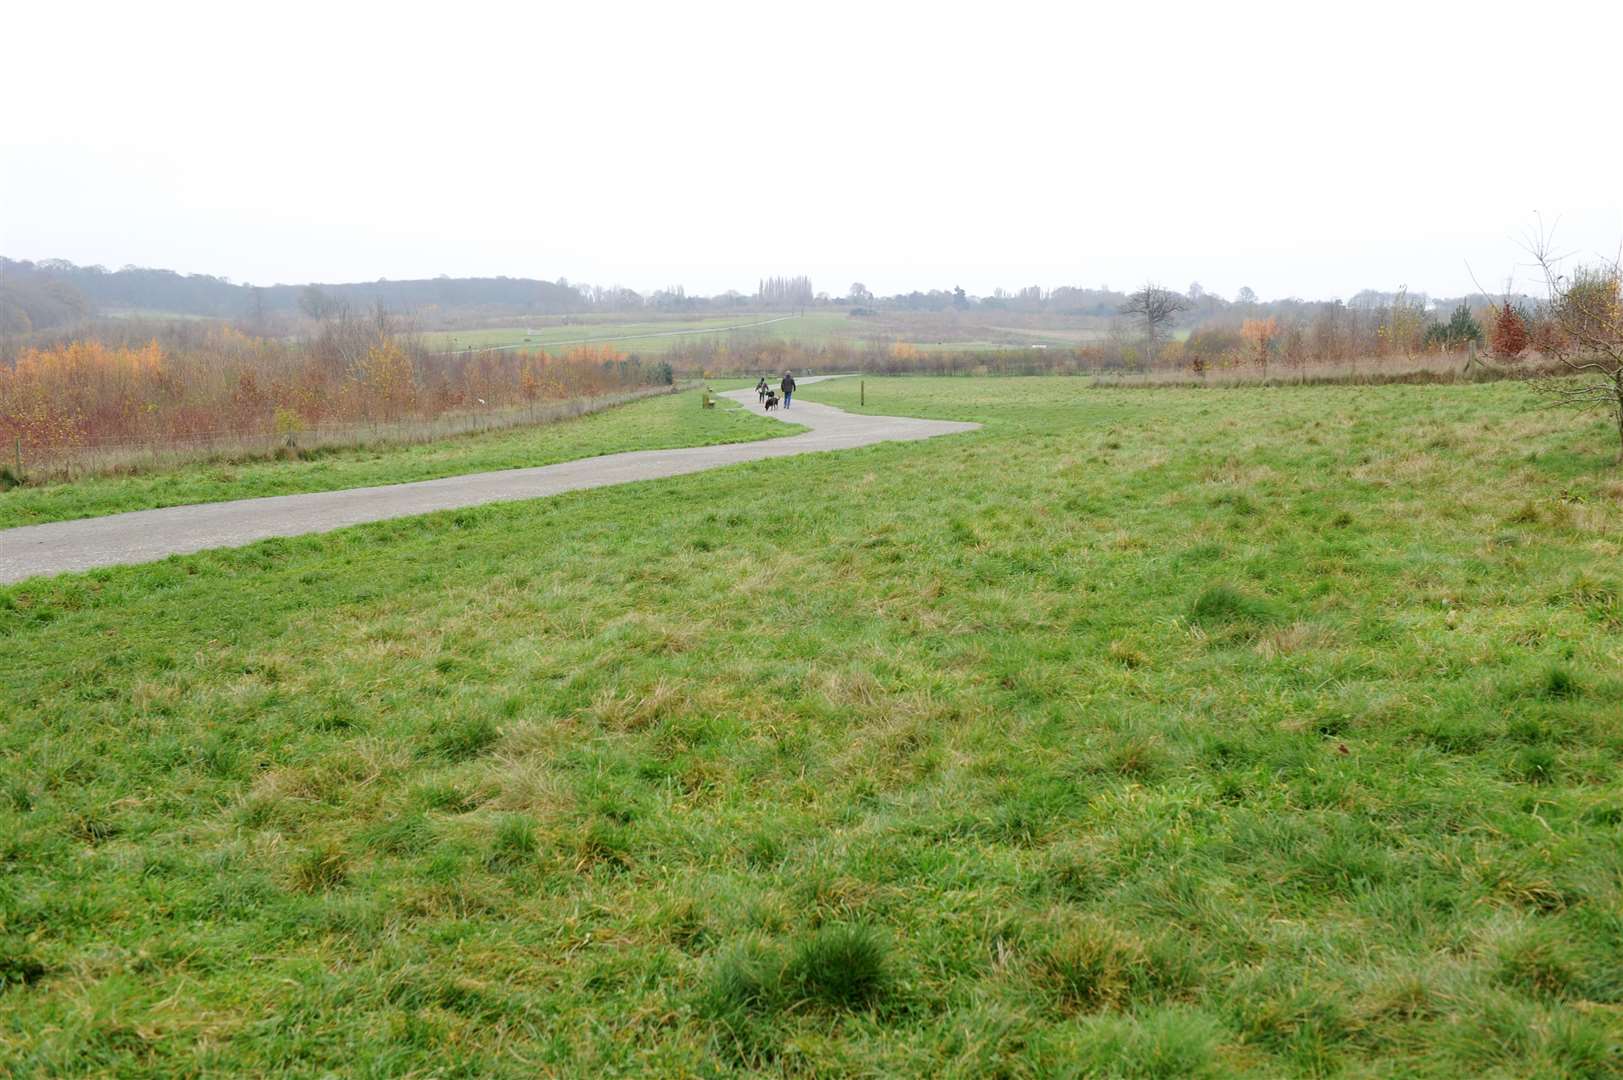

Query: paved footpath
0,378,978,584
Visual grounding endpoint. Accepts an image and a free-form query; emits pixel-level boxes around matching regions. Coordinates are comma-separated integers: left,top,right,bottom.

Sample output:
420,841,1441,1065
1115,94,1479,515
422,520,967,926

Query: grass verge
0,388,797,529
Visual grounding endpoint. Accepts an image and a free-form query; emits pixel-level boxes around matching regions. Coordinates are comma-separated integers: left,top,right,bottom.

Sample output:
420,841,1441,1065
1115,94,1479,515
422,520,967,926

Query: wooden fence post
860,380,865,406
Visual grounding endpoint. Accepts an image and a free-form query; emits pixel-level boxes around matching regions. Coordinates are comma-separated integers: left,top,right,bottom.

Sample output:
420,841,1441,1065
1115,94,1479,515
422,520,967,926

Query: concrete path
0,378,978,584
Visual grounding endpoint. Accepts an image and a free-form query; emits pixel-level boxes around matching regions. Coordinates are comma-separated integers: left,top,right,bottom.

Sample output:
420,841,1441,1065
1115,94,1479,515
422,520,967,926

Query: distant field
988,324,1112,344
43,307,1134,358
4,376,1621,1075
98,308,217,321
421,315,808,355
40,308,1132,360
419,311,1115,357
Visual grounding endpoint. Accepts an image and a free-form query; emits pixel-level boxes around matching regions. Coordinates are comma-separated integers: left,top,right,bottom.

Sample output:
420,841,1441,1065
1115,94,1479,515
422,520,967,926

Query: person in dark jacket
780,371,797,409
756,377,769,402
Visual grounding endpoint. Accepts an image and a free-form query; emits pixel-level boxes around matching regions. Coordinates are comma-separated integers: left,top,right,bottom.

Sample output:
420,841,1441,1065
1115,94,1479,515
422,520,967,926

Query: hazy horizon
4,1,1620,303
4,247,1612,307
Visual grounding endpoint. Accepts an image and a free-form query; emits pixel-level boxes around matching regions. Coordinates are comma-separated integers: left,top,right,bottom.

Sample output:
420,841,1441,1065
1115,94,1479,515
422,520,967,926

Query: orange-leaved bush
0,327,663,458
1491,303,1528,359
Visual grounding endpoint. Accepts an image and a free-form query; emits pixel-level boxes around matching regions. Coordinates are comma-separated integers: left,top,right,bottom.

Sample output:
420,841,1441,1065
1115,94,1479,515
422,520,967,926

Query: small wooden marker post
860,380,865,406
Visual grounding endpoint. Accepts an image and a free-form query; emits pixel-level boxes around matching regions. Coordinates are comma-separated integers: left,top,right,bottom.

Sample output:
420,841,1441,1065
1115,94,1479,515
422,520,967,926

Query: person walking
756,377,769,403
780,370,797,409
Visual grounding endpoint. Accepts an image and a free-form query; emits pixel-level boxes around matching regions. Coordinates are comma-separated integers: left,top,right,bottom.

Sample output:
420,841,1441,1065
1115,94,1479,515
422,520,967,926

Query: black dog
763,390,779,411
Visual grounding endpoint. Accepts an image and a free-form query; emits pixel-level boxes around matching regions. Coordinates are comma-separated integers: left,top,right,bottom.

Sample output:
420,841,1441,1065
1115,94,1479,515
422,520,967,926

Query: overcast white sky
3,0,1619,301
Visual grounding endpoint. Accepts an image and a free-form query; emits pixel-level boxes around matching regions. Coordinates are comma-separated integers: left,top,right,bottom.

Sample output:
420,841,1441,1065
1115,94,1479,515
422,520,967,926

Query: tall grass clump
429,715,500,762
289,841,350,893
485,815,539,871
783,924,892,1010
698,924,892,1022
1190,583,1277,627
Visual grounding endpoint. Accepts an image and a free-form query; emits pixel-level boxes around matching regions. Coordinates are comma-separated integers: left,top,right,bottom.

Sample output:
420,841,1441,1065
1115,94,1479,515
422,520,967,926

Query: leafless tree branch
1524,222,1623,461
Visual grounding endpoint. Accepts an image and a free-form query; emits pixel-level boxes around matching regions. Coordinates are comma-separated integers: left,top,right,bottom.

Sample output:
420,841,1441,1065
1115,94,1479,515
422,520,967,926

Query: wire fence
7,383,692,482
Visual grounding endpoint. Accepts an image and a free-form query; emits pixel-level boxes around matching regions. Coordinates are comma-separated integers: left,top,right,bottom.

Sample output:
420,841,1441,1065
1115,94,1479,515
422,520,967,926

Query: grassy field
418,311,1109,357
421,317,805,354
0,388,793,529
3,377,1621,1076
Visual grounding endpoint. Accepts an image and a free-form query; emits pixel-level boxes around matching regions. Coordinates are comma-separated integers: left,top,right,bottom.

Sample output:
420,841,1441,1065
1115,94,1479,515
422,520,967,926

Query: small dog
763,390,780,411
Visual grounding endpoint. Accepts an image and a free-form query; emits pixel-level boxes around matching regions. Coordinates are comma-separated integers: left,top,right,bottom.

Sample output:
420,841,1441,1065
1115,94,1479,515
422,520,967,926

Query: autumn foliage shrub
0,325,664,457
1182,327,1245,375
1491,302,1529,359
1241,317,1280,376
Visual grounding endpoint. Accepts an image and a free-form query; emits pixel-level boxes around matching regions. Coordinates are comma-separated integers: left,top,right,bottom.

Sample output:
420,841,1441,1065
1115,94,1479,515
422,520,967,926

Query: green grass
0,388,796,528
417,310,1100,357
421,315,819,355
3,376,1623,1075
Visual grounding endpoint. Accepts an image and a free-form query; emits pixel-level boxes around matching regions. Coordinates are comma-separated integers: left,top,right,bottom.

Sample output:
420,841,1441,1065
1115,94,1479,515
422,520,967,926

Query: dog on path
763,390,779,411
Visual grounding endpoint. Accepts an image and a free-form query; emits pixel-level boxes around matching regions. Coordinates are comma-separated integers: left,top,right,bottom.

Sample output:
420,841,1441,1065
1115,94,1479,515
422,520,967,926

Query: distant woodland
1,256,1533,337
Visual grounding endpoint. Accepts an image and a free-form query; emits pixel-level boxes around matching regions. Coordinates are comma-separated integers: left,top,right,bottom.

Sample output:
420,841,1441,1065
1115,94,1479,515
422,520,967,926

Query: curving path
0,377,978,584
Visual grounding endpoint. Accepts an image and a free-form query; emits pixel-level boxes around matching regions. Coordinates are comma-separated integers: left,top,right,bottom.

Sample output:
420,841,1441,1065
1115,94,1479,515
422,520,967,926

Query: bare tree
299,285,337,322
1529,231,1623,460
1120,283,1191,363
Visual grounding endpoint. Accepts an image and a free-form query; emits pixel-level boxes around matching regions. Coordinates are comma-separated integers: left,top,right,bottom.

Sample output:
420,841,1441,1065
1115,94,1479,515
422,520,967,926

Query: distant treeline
1,256,1545,339
757,275,814,307
659,301,1547,381
0,258,586,329
0,270,92,334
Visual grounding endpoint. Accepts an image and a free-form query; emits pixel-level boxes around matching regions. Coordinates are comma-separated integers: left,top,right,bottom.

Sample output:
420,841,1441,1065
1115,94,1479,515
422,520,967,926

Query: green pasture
3,377,1621,1075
